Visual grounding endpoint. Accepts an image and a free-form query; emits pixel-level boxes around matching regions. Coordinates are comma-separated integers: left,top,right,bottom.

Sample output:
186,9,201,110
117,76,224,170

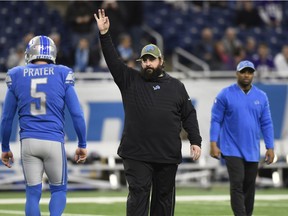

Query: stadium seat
0,1,67,71
0,1,286,72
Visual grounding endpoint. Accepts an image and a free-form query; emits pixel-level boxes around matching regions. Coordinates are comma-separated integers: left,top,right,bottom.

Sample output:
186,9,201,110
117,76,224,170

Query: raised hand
94,9,110,35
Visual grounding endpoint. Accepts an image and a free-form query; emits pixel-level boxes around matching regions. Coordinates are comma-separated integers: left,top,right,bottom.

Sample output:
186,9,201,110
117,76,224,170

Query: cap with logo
236,60,255,72
137,44,162,61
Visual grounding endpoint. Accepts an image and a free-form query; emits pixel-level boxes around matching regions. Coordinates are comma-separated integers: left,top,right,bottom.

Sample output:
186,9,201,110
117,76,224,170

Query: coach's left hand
191,145,201,161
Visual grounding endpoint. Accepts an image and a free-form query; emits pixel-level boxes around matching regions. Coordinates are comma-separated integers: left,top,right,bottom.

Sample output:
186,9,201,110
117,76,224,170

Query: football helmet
25,35,57,64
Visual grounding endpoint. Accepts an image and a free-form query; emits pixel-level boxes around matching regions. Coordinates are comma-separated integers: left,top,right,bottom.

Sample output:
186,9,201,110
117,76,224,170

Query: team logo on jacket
254,100,260,105
153,85,160,90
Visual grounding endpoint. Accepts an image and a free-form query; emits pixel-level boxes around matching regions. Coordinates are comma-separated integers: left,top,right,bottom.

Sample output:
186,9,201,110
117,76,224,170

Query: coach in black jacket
94,9,202,216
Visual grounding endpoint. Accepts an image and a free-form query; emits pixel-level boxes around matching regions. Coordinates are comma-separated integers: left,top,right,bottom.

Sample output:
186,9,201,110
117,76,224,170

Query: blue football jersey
1,63,86,151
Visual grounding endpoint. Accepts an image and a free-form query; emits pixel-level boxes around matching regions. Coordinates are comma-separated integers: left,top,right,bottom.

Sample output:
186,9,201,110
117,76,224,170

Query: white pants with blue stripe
21,138,67,186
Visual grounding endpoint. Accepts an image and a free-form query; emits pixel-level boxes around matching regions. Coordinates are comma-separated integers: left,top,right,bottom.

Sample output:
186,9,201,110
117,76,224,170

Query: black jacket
99,32,202,164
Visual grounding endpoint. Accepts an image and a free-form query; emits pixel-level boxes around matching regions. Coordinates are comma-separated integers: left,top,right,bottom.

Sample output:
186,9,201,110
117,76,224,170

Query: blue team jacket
210,83,274,162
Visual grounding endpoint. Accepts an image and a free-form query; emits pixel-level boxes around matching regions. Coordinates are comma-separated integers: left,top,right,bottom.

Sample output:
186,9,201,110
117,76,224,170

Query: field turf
0,186,287,216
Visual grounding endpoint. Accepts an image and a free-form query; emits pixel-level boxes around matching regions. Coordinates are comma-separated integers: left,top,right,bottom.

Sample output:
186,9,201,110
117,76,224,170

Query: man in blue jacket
210,60,274,216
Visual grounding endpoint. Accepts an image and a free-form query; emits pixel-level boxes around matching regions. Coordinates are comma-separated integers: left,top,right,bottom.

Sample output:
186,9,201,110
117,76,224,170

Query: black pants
122,158,178,216
224,156,258,216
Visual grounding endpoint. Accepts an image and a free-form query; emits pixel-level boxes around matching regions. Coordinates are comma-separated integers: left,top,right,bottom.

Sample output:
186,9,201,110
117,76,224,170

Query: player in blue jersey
210,60,274,216
1,35,87,216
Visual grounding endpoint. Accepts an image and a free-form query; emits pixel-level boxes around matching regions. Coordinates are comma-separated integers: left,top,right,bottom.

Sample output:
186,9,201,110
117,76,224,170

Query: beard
238,79,252,88
140,65,163,81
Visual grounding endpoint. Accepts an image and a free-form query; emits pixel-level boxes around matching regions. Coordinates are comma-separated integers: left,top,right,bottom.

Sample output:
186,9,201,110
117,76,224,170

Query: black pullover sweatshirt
99,32,202,164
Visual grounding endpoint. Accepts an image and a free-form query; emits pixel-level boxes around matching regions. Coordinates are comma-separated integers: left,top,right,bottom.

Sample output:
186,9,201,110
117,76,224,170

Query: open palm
94,9,110,35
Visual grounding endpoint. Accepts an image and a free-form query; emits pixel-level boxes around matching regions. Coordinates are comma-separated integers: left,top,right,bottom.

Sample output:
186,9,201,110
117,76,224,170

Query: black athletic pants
224,156,259,216
122,158,178,216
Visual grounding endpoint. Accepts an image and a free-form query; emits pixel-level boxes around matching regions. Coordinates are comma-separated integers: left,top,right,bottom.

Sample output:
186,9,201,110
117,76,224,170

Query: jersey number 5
30,78,47,115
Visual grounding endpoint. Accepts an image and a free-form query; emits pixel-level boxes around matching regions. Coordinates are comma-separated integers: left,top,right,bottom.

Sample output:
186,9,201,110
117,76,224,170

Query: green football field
0,186,287,216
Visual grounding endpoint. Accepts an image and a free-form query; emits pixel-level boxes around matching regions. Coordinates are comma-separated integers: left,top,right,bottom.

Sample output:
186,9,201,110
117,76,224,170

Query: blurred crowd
168,0,287,75
1,1,144,73
1,0,288,75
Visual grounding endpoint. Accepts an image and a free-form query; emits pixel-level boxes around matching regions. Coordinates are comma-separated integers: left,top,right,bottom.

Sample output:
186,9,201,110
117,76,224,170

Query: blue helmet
25,35,57,64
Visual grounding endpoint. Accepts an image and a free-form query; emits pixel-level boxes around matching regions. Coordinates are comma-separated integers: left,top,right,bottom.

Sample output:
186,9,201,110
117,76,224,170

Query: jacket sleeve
65,86,87,148
180,84,202,147
1,89,17,152
260,94,274,149
99,31,137,90
210,92,226,142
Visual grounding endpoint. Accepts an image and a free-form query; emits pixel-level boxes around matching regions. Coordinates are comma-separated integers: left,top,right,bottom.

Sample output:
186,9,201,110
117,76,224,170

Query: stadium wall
1,79,288,161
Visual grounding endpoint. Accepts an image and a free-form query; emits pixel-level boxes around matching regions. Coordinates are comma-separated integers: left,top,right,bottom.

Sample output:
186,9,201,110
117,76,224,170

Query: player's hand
210,142,221,160
74,148,87,164
265,148,274,165
94,9,110,35
190,145,201,161
1,151,14,168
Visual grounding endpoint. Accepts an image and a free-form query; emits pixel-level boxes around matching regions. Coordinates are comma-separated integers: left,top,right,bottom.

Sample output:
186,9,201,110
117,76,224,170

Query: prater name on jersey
23,67,55,77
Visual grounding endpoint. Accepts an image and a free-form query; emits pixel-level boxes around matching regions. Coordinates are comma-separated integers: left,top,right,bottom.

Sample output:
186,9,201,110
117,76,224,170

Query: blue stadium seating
0,1,67,72
142,1,288,58
0,1,288,72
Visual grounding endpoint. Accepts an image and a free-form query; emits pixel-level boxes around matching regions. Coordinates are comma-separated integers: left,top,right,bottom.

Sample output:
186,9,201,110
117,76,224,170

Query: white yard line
177,194,288,201
0,210,105,216
1,195,287,216
0,195,288,205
